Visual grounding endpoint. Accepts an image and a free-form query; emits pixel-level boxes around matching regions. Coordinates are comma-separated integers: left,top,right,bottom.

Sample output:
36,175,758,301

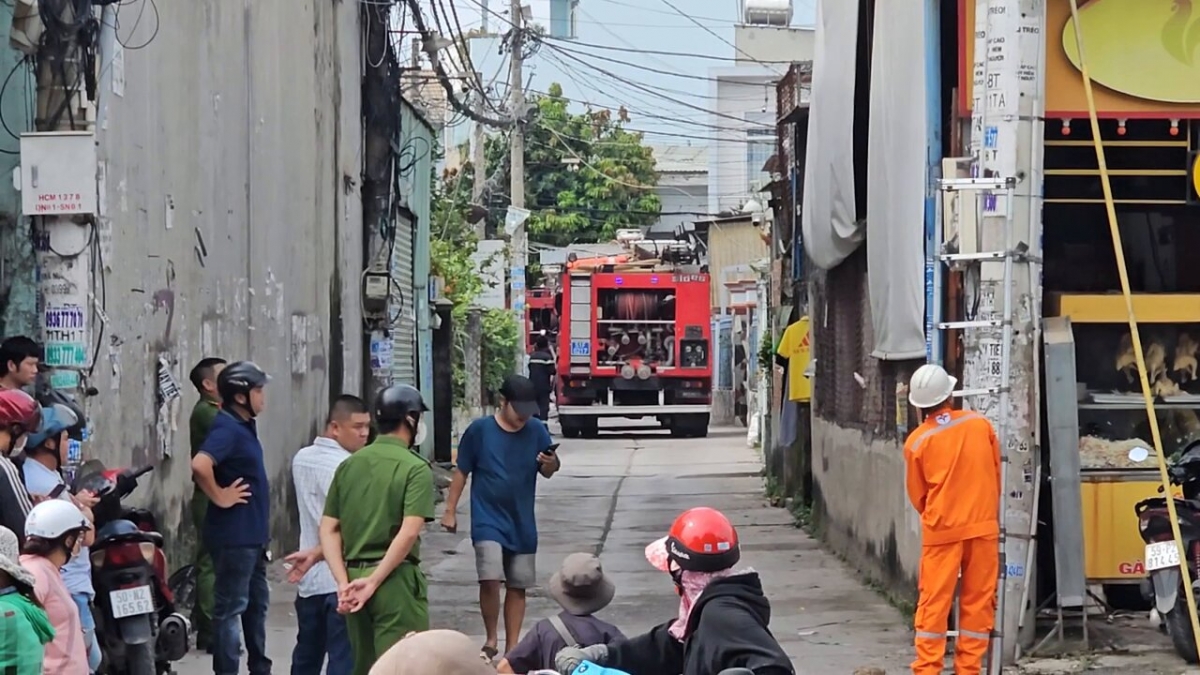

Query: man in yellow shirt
775,316,812,402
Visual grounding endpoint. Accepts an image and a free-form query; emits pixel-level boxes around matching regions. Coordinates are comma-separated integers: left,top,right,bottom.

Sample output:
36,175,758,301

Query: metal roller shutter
391,213,417,387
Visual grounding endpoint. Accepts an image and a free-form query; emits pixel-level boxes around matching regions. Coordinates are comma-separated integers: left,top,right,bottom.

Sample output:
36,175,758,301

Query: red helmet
0,389,40,432
646,507,740,573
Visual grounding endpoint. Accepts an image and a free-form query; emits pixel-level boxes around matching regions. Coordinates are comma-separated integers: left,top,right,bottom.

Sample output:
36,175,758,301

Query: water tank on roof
741,0,792,26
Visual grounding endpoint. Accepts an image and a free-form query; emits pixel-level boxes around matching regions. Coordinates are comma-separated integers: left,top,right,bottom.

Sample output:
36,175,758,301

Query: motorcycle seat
94,529,164,548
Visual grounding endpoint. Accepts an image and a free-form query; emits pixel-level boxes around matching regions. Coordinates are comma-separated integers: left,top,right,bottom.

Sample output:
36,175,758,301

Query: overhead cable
537,42,774,129
653,0,786,75
541,35,796,64
402,0,514,128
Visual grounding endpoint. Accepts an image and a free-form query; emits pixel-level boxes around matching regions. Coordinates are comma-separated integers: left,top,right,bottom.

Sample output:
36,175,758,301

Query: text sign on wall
42,304,88,368
19,132,98,216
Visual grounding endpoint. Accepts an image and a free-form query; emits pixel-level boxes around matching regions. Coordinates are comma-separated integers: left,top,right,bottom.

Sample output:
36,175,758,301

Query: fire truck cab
552,230,712,438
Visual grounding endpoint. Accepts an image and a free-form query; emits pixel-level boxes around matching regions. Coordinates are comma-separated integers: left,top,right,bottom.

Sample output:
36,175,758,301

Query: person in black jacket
528,336,555,422
0,390,39,542
554,507,794,675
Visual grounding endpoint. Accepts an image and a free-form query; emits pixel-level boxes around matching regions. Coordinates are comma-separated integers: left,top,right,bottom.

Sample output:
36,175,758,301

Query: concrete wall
655,176,706,235
708,70,777,214
86,0,364,559
733,25,815,64
0,3,36,337
810,416,922,600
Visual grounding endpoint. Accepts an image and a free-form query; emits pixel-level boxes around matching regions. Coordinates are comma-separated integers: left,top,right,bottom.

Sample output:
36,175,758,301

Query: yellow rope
1066,0,1200,654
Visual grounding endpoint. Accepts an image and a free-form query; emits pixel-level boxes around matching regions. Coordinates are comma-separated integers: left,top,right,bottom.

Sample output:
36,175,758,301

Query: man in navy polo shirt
191,361,272,675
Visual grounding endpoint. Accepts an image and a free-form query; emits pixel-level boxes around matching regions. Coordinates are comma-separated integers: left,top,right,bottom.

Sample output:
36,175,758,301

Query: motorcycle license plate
1145,541,1183,572
110,585,154,618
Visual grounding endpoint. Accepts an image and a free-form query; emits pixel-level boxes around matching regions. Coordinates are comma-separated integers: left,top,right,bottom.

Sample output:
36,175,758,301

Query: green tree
440,82,663,248
430,169,517,402
430,82,662,406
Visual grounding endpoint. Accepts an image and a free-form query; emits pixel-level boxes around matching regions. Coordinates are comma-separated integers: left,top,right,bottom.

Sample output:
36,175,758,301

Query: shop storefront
961,0,1200,609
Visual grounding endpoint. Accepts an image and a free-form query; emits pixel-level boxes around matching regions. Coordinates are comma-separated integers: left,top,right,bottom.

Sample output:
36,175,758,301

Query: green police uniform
324,435,436,675
188,396,220,645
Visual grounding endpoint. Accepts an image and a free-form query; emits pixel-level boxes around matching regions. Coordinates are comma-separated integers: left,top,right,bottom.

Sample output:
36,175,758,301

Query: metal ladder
933,175,1028,675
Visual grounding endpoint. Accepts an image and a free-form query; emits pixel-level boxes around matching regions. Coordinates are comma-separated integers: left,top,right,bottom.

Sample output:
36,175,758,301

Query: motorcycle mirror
1128,446,1151,463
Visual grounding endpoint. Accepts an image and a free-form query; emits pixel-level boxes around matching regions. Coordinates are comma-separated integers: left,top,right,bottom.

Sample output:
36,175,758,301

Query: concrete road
174,423,913,674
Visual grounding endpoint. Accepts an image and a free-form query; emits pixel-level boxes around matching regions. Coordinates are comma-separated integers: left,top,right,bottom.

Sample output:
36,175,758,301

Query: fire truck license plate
1145,541,1182,572
570,340,590,356
110,585,154,618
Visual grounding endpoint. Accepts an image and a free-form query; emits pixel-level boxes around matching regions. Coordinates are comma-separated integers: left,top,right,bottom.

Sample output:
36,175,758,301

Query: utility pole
34,4,91,477
464,92,487,416
509,0,528,376
964,0,1045,666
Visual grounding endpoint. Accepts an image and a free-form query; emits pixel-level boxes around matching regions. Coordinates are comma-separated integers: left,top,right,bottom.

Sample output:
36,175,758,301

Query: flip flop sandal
480,645,499,661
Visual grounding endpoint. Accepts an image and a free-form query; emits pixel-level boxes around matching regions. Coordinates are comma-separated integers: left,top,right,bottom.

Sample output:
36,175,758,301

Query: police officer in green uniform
320,384,435,675
187,356,225,652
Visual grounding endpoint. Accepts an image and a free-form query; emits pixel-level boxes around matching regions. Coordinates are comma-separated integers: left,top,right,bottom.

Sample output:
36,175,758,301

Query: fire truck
549,230,713,438
525,287,557,353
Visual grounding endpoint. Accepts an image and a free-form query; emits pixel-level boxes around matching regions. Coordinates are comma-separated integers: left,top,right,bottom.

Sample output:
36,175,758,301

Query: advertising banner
960,0,1200,118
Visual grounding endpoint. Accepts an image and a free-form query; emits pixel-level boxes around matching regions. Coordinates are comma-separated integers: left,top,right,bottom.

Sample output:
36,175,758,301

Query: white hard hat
25,499,88,540
909,364,957,409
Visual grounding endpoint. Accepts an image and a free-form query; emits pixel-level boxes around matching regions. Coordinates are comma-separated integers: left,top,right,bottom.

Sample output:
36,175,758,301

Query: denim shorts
72,592,102,673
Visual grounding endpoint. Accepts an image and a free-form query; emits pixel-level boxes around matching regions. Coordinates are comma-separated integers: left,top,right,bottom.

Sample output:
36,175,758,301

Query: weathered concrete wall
0,3,36,337
87,0,364,561
810,416,921,602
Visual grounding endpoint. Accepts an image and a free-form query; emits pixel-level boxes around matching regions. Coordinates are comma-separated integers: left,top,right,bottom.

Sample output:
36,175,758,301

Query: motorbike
545,664,757,675
73,460,190,675
1131,443,1200,664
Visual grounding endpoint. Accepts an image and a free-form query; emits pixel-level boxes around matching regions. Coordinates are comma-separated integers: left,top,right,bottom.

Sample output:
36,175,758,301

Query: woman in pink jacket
21,499,92,675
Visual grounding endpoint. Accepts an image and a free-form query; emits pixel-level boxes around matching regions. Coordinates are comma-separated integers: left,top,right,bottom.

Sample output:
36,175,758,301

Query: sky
408,0,816,145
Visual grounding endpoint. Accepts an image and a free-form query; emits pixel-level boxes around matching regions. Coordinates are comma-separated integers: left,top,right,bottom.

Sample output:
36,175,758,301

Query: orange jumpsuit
904,408,1001,675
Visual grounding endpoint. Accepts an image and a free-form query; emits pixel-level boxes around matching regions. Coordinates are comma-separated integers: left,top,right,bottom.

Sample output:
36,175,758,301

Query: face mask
412,418,428,447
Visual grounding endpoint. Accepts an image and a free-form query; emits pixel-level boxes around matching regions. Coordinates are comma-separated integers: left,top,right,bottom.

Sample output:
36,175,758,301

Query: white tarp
866,0,928,360
801,0,863,271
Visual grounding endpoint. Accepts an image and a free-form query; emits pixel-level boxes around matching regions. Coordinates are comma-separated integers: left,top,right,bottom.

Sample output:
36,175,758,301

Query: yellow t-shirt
777,317,812,402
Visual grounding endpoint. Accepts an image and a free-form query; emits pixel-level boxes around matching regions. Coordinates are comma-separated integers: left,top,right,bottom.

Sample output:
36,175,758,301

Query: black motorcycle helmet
373,384,427,447
217,361,270,416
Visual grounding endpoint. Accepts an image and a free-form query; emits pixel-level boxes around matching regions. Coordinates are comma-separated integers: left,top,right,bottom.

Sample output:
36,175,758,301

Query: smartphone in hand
542,443,560,455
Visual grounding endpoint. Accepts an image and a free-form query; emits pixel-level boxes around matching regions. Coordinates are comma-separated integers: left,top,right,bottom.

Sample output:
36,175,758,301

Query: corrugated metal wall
709,220,769,308
397,101,435,416
391,213,417,386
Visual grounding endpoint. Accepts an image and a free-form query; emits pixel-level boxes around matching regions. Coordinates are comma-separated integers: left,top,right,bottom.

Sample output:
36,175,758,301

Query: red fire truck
550,230,713,438
525,287,557,353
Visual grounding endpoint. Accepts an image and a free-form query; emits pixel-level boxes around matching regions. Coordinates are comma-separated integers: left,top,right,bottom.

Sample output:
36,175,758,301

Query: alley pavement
174,422,913,674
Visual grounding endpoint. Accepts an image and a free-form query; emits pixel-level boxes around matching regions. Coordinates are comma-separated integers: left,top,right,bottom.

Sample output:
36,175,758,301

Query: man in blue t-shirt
442,374,562,661
190,361,272,675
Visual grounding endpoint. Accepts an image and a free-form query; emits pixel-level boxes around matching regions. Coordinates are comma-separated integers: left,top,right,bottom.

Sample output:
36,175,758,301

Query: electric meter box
19,131,98,217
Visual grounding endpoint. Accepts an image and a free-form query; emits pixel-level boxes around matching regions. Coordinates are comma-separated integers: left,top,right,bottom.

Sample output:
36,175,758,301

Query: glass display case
1078,403,1200,469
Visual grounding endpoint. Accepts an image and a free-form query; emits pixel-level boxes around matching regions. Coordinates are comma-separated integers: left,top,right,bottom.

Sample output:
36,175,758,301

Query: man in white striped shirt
284,395,372,675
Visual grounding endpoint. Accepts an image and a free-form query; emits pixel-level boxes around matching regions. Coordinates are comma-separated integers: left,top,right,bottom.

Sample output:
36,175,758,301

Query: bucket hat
0,526,34,589
548,553,616,616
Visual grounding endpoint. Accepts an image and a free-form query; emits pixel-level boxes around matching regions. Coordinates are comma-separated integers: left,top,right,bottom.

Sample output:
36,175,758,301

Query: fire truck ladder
934,175,1033,675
